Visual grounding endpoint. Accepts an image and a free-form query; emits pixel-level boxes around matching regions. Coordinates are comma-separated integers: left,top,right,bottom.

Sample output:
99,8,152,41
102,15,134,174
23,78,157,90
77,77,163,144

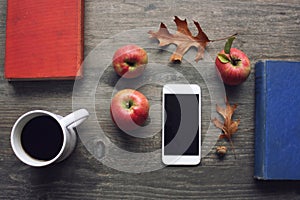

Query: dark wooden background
1,0,300,199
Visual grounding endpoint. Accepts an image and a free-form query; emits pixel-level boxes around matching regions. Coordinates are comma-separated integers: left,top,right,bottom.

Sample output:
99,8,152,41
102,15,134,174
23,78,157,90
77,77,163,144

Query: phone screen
164,94,199,155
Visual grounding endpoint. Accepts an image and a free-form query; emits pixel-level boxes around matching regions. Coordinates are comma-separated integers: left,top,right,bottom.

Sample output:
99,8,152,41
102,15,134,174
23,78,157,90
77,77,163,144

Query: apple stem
125,60,136,67
230,56,241,66
126,100,133,109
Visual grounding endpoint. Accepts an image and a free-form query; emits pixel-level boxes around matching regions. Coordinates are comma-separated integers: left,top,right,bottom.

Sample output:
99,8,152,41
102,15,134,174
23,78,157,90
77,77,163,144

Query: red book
5,0,84,80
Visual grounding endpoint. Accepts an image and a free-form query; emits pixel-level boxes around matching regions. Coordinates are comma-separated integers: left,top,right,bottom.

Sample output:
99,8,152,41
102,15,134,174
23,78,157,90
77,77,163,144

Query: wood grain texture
1,0,300,199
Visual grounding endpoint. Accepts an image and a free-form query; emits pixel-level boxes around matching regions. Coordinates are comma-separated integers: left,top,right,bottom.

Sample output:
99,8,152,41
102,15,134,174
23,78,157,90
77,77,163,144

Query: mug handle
61,109,89,130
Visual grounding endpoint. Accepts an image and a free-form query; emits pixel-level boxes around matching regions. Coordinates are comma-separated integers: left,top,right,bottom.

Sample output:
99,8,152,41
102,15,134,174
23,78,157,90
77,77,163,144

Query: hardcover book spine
77,0,84,78
254,61,267,179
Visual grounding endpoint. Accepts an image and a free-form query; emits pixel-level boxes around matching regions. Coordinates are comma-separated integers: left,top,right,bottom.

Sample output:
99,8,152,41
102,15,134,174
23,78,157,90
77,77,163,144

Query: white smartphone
162,84,201,165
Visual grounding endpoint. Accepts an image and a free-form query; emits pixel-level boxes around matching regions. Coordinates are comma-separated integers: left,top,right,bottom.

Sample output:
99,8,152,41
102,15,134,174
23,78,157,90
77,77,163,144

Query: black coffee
21,115,64,161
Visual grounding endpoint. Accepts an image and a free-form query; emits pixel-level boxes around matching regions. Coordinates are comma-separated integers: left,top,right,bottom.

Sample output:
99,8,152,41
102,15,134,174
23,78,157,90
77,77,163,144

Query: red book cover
5,0,84,80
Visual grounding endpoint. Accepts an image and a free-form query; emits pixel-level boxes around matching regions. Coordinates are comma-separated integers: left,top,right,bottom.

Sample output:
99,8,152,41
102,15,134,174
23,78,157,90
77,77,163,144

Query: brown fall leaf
212,98,240,158
148,16,210,62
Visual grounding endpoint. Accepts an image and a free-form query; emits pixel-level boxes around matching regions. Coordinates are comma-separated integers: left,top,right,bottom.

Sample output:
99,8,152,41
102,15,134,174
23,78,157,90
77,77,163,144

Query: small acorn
216,146,227,157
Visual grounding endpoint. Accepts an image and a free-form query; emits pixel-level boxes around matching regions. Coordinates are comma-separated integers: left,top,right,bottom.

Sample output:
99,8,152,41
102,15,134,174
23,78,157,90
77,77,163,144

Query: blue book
255,60,300,180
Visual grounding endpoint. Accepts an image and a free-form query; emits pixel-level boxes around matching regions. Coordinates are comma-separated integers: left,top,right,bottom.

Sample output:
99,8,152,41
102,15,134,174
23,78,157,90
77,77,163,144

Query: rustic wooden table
1,0,300,199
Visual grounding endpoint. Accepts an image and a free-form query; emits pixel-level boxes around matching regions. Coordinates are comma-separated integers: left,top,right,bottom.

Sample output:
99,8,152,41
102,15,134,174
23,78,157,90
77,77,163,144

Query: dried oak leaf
148,16,210,62
212,98,240,158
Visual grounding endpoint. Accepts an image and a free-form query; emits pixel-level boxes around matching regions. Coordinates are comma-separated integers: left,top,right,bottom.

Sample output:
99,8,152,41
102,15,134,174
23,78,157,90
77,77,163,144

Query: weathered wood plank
0,0,300,199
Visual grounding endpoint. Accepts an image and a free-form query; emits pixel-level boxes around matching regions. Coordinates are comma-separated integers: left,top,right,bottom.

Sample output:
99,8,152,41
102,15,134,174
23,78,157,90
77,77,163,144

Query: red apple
110,89,150,131
215,37,251,86
112,44,148,79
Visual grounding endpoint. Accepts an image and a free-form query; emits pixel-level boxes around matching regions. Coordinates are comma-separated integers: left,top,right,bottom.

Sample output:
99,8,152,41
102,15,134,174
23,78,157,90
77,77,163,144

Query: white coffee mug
11,109,89,167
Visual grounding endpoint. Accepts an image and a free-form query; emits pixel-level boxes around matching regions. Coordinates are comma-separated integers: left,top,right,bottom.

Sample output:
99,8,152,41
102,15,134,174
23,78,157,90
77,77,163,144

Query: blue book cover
255,60,300,180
